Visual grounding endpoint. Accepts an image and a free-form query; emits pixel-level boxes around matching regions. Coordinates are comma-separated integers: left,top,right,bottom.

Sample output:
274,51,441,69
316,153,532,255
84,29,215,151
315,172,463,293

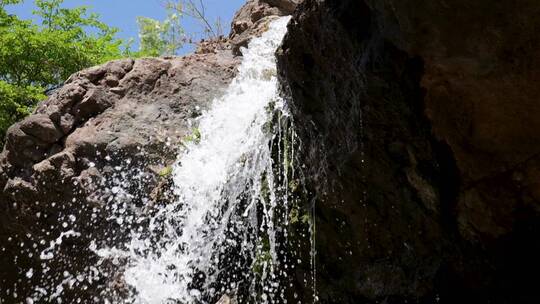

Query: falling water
5,14,319,304
94,16,302,304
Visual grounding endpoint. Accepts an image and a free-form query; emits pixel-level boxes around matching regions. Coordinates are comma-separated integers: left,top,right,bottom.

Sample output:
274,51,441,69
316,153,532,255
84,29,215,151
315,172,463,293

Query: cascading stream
96,16,295,304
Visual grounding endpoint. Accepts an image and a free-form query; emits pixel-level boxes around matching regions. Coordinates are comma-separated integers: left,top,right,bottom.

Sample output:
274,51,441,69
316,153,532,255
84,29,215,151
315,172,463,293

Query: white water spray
97,16,294,304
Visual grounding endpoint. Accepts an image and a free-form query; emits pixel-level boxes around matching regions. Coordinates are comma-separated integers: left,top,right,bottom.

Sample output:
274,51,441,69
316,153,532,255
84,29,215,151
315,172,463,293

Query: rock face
0,52,239,300
0,0,297,301
278,0,540,303
229,0,300,55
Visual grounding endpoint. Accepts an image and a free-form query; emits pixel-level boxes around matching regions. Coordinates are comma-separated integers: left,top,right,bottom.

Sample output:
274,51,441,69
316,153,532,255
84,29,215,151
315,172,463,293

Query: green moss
301,213,311,225
289,203,311,225
289,179,299,193
192,127,201,143
158,166,173,177
181,127,202,146
252,236,272,276
289,206,300,224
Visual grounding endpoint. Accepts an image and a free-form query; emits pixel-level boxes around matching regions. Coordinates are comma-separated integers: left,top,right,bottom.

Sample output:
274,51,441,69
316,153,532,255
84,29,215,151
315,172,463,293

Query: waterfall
94,16,299,304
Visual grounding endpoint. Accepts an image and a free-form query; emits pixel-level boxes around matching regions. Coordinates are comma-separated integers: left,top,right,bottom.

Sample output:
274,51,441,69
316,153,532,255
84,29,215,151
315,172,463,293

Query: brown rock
59,113,75,134
72,87,114,121
230,0,300,55
261,0,300,13
3,177,37,201
19,114,63,144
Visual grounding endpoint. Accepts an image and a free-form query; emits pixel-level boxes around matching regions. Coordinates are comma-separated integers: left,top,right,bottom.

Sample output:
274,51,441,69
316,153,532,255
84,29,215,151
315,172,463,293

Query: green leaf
0,80,45,144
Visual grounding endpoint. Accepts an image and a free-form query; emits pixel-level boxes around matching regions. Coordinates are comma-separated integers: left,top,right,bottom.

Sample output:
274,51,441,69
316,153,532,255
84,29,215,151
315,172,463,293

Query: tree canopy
0,0,126,143
0,0,221,144
135,0,223,57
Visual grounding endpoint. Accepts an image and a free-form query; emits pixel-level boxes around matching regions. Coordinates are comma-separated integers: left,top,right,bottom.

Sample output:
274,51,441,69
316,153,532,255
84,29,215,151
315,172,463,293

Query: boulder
229,0,300,55
278,0,540,303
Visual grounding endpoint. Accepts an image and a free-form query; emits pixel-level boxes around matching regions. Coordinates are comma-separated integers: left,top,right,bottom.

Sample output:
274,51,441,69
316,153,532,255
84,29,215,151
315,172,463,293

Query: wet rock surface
278,0,540,303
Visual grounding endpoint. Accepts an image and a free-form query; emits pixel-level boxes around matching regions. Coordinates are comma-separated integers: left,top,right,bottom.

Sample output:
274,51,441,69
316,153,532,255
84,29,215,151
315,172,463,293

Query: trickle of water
96,16,299,304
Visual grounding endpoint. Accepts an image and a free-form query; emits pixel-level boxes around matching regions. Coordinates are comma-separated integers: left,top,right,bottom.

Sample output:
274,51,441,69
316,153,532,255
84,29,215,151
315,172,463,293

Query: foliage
0,80,45,140
135,8,185,57
134,0,223,57
0,0,126,144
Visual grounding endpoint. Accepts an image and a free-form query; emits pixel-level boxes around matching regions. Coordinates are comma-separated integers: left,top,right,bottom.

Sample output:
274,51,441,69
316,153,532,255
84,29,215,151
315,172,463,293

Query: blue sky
7,0,246,53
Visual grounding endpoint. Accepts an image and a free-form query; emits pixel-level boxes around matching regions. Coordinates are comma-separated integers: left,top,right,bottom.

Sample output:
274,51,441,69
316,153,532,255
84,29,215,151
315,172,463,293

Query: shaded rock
3,177,37,201
0,163,6,188
33,151,76,182
278,0,540,303
4,124,51,166
279,0,540,303
279,2,453,301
